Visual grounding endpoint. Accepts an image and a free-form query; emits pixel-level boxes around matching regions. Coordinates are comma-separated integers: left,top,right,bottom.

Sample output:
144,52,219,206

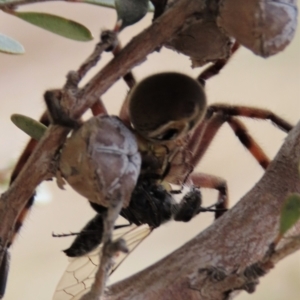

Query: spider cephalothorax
128,72,207,142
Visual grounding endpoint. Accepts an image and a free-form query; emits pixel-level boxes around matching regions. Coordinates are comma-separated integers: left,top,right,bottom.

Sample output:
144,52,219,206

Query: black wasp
52,177,220,300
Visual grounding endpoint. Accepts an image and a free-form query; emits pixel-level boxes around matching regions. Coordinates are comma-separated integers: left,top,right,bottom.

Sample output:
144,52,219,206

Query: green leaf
0,33,25,54
14,12,93,41
11,114,47,141
279,193,300,235
84,0,154,11
83,0,115,8
115,0,149,29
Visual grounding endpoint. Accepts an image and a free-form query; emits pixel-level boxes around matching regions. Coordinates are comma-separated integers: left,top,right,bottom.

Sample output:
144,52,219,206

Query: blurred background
0,3,299,300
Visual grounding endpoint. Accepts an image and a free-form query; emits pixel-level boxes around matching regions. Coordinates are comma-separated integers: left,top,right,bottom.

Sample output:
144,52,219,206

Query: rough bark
103,120,300,300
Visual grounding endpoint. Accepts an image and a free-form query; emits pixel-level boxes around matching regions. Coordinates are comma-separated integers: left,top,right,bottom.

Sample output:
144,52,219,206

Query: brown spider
118,72,292,218
42,62,293,261
2,44,293,299
49,67,293,299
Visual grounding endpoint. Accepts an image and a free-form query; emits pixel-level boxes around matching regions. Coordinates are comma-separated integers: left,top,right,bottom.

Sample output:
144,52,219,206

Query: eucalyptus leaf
11,114,47,141
15,12,93,41
0,33,25,54
115,0,149,29
0,0,18,3
279,193,300,235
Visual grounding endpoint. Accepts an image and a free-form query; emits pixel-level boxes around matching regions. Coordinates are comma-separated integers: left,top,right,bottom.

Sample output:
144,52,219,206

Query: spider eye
154,128,179,141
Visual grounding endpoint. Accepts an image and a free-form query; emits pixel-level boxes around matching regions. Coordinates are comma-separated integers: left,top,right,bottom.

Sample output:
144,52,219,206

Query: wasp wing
53,224,152,300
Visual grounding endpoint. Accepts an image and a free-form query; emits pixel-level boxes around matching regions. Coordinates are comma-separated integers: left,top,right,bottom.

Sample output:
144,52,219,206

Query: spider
45,68,292,299
117,71,292,215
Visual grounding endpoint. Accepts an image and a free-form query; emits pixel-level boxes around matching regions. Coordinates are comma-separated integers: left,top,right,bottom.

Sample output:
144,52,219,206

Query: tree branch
103,120,300,300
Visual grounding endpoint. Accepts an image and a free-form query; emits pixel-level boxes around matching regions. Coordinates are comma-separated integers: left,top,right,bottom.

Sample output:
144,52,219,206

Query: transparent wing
53,224,152,300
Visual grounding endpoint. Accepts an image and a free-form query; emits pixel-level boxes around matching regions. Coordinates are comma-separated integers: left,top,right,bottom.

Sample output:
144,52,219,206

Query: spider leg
119,94,131,126
0,113,50,297
91,99,108,116
189,104,293,169
112,39,137,126
197,41,240,83
227,117,269,169
118,63,137,125
182,105,292,220
190,113,270,169
208,104,293,132
113,43,136,90
116,42,137,126
9,112,50,246
172,183,226,221
188,172,228,219
151,0,168,20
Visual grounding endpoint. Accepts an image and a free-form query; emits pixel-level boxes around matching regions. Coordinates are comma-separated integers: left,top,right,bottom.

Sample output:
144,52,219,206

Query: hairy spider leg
90,99,108,116
179,105,293,218
197,41,240,83
189,105,293,168
187,172,228,219
8,112,50,247
0,112,50,296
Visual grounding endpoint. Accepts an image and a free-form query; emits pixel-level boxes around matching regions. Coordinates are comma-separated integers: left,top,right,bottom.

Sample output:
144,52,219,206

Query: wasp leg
63,214,105,257
62,202,131,257
188,172,228,219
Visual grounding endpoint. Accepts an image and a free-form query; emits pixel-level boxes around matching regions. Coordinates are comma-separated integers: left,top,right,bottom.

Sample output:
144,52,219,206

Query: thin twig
268,235,300,265
76,31,118,86
80,192,128,300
